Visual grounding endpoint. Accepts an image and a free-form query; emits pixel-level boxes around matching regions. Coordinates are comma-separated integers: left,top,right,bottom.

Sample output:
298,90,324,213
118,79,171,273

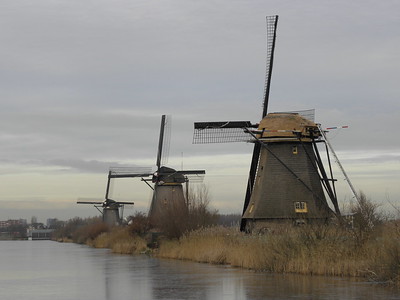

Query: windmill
108,115,205,228
193,15,342,233
77,173,135,226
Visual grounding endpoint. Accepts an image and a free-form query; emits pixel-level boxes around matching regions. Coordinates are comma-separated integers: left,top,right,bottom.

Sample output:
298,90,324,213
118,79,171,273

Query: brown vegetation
157,192,400,286
53,213,149,254
55,191,400,286
157,222,400,285
88,226,148,254
52,216,103,243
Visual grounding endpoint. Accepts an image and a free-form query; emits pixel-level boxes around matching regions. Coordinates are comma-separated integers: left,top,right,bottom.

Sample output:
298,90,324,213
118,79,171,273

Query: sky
0,0,399,223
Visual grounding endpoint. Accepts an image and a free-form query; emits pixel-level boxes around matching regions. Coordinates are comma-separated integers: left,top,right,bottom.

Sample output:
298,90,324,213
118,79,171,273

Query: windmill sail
156,115,165,170
262,15,279,117
193,121,254,143
108,167,153,178
241,15,279,231
156,115,171,169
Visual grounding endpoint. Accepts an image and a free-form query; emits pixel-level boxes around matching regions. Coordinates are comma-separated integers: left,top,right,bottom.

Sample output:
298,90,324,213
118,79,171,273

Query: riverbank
60,220,400,287
54,223,149,254
156,225,383,277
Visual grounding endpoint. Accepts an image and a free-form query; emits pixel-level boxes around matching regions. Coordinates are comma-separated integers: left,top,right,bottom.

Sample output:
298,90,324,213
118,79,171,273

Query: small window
294,201,308,213
292,146,298,155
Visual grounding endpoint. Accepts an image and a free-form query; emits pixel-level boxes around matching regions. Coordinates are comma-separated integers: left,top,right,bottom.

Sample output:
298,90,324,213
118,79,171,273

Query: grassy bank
53,219,400,286
87,226,148,254
157,223,400,286
53,192,400,286
52,217,148,255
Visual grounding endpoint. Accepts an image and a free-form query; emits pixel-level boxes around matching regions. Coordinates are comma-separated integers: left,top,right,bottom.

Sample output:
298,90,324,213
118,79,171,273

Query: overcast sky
1,0,399,222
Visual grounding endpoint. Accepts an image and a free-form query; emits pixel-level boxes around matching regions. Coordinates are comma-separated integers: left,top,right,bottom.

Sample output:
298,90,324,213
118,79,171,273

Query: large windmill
193,15,342,233
109,115,205,227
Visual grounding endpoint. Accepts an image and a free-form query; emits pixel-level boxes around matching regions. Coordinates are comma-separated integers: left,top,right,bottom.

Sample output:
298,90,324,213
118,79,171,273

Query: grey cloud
46,159,146,174
0,0,400,219
341,152,400,164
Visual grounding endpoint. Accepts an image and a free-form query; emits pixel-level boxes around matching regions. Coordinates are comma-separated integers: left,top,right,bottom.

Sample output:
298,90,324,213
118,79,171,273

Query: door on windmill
294,201,308,214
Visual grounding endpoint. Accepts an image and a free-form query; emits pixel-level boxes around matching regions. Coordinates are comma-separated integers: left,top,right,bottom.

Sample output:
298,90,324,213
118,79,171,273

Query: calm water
0,241,398,300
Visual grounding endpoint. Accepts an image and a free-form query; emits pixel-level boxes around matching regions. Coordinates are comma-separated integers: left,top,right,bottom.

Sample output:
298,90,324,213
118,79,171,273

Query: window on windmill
292,146,298,155
249,203,254,213
294,201,308,213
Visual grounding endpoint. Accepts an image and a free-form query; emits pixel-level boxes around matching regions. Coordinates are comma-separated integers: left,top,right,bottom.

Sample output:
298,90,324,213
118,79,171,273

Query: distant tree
217,214,242,227
52,217,102,241
128,212,150,236
187,184,219,230
47,219,65,229
6,223,28,239
350,191,382,243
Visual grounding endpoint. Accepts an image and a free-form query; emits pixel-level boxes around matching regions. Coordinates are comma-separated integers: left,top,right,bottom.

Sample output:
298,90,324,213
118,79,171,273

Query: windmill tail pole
317,124,360,204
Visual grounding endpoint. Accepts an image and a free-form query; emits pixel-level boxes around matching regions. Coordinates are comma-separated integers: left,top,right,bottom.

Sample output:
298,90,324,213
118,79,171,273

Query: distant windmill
193,15,343,233
108,115,205,227
77,174,135,227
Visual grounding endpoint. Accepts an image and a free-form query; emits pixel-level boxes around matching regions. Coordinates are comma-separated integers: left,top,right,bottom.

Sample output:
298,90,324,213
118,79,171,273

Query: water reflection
0,241,398,300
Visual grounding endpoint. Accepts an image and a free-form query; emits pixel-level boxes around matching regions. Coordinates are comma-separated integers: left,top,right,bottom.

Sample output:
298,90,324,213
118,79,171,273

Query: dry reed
89,227,148,254
157,223,400,285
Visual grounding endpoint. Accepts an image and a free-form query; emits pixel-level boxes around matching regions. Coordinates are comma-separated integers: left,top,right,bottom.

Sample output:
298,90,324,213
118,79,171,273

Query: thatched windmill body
109,115,205,227
193,16,341,232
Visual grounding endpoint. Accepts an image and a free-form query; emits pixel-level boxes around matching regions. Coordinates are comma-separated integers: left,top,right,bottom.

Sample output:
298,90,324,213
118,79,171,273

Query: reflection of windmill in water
193,15,346,233
109,115,205,227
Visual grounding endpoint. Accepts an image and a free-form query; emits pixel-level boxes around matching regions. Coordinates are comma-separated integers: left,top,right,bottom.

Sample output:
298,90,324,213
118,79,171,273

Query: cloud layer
1,0,399,221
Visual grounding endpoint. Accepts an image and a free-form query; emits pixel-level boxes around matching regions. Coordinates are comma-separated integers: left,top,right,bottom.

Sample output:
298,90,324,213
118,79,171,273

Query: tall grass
55,192,400,285
89,226,148,254
157,223,400,285
53,215,148,255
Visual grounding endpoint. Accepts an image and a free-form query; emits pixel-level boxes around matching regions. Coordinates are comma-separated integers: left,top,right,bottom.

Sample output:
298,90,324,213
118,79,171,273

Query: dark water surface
0,240,398,300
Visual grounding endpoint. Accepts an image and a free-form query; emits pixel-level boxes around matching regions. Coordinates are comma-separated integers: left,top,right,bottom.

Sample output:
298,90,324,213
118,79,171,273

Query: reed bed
157,223,400,285
88,227,148,254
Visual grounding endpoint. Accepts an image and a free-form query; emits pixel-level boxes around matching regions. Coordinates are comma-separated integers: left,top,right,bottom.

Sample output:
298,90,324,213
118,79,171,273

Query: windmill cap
154,166,186,183
257,113,320,140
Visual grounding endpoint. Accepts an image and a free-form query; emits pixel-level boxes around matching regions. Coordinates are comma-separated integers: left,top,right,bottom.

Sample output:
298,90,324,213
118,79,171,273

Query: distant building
27,228,54,240
0,219,28,239
46,218,58,228
0,219,27,228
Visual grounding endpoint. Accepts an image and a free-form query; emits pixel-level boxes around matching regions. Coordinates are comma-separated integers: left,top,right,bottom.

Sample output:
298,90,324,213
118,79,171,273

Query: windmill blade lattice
108,166,153,178
193,121,255,144
262,15,279,118
182,173,206,183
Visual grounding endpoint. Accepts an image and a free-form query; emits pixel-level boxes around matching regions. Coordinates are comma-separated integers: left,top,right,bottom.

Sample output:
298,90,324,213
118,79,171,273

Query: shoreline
57,223,400,287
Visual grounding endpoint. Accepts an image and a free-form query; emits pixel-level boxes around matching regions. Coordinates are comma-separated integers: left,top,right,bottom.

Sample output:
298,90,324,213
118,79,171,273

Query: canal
0,241,398,300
